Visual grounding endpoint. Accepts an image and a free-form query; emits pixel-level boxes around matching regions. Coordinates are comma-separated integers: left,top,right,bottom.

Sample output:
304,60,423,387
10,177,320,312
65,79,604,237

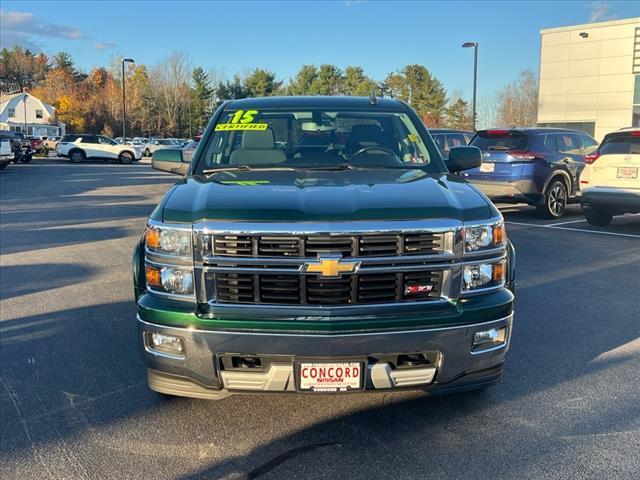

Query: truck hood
155,168,498,223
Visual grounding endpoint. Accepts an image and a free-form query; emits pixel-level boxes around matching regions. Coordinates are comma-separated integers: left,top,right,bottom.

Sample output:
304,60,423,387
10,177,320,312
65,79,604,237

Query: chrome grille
213,271,443,305
213,233,444,258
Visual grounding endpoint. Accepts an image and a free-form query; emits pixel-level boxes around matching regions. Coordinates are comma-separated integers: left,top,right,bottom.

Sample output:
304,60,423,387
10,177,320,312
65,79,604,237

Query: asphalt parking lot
1,158,639,480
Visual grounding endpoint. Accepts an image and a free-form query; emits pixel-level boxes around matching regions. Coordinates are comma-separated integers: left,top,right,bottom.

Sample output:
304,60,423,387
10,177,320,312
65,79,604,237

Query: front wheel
119,151,133,164
584,208,613,227
70,150,85,163
0,161,8,170
536,180,568,219
19,153,32,163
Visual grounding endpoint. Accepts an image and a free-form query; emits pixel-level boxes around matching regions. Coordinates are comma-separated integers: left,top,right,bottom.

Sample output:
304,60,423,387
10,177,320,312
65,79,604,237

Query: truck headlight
146,265,194,295
462,261,505,292
146,224,192,256
465,222,505,252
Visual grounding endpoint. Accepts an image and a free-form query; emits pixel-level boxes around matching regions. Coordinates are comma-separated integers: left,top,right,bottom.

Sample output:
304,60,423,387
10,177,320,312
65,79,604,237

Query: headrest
348,124,384,144
241,129,275,149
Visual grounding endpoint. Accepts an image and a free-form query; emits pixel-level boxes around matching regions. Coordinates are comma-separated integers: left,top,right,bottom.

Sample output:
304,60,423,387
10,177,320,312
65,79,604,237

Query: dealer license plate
480,162,495,173
617,167,638,179
298,362,363,392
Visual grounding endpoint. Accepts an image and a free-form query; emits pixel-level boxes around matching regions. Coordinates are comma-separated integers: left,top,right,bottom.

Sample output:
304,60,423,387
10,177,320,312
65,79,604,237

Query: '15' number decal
230,110,258,124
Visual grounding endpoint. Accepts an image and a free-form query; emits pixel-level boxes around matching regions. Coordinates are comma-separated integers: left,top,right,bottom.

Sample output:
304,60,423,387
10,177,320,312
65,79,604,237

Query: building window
35,109,43,119
8,108,16,118
537,121,595,137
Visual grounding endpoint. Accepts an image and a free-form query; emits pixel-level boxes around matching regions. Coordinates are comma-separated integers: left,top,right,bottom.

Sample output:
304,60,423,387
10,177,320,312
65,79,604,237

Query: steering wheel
350,146,400,161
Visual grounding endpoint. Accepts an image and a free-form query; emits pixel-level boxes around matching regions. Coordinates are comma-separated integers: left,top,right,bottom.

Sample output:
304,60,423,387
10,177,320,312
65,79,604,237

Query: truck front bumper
138,313,513,399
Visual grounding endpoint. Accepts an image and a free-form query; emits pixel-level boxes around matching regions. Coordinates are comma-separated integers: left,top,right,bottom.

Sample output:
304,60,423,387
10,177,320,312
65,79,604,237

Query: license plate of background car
480,163,495,173
617,167,638,179
298,362,363,392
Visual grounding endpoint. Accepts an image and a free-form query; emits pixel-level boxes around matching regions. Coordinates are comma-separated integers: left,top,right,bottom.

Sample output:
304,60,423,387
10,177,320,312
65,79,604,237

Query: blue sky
2,0,639,102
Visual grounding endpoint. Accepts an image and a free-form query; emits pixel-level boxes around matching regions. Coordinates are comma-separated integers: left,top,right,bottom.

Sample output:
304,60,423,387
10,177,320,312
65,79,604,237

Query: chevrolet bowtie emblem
302,256,361,278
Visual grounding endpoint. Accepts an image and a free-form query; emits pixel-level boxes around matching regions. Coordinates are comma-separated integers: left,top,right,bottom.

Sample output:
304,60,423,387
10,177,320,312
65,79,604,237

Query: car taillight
584,152,600,164
631,131,640,137
487,129,509,135
510,150,541,161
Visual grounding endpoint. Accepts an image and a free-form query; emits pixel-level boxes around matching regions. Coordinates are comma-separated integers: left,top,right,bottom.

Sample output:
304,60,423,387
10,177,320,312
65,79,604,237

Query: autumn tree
0,46,49,90
383,65,447,126
495,70,538,127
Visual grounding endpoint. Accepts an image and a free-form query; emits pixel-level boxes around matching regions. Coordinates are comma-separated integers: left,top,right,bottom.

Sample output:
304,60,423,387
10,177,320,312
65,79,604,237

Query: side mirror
152,148,190,175
446,146,482,173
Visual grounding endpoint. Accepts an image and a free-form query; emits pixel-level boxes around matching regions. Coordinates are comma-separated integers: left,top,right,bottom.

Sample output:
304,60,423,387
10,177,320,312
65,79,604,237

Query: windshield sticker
407,134,421,143
219,180,270,186
215,109,268,131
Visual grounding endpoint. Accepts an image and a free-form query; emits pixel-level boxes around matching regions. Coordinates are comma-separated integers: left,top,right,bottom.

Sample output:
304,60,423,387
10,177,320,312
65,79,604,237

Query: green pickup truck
132,96,515,399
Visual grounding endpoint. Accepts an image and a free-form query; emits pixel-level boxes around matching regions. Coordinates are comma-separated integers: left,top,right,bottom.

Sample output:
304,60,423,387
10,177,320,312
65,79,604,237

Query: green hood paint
155,169,499,223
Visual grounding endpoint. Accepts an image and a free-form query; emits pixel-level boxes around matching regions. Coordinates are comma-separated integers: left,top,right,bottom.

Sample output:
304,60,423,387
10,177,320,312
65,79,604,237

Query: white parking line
507,221,640,239
547,219,588,226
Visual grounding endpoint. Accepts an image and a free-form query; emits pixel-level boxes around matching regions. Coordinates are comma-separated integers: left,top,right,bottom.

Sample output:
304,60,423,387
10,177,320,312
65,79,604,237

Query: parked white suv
144,138,177,157
580,128,640,226
56,134,142,164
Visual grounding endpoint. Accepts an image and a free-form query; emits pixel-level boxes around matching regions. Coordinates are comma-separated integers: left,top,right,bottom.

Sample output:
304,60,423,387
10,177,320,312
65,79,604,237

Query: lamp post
462,42,478,131
121,58,135,140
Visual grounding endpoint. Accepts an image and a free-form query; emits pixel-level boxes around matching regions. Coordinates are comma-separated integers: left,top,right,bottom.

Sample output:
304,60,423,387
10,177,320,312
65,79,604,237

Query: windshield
600,133,640,155
194,108,444,174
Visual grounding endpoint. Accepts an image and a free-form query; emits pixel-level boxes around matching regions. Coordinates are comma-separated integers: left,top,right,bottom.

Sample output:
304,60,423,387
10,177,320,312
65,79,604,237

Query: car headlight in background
146,223,192,256
465,222,505,252
462,261,505,292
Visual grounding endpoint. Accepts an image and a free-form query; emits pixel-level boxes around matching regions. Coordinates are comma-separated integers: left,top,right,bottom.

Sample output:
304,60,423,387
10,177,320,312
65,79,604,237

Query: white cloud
94,42,116,51
587,1,617,22
0,9,115,51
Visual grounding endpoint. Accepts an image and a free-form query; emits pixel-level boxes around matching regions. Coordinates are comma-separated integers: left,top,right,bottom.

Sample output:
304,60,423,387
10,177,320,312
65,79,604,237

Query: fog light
472,327,507,352
147,332,185,356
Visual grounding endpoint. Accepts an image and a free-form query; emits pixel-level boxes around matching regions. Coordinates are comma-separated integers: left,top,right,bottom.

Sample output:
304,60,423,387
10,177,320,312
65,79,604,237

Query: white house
0,92,66,137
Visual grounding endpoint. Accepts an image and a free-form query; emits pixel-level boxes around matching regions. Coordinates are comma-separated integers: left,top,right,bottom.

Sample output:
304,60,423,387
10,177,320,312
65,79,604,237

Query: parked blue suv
461,128,599,218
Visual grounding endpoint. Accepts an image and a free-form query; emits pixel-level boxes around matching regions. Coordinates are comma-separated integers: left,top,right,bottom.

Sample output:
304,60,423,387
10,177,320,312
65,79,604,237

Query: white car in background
56,134,142,164
143,138,178,157
580,128,640,226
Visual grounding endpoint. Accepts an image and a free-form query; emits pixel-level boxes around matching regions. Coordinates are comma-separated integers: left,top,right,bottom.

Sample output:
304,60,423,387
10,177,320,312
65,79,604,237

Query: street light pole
121,58,135,140
462,42,478,131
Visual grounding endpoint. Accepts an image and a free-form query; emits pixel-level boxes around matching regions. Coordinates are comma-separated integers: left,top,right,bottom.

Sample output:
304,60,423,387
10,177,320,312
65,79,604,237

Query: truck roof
225,95,406,110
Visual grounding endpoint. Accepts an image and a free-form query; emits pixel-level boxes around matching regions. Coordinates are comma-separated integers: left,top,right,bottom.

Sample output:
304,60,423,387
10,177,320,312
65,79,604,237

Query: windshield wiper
487,146,511,151
304,163,358,171
202,165,253,175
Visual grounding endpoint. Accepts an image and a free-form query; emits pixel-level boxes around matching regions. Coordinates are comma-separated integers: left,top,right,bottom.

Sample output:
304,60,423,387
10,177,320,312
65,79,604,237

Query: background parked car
28,136,45,153
56,134,142,164
461,128,599,218
580,128,640,226
429,129,473,159
43,136,61,150
144,138,177,157
0,134,14,169
0,131,32,163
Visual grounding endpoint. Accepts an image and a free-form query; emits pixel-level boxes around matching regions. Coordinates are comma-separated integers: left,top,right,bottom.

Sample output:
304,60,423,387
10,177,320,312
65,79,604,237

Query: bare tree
495,70,538,128
151,52,192,136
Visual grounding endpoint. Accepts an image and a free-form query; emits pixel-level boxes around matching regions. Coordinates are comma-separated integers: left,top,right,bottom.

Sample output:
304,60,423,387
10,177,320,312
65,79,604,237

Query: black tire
536,179,568,219
584,208,613,227
19,153,32,163
0,161,8,170
119,151,134,164
70,150,85,163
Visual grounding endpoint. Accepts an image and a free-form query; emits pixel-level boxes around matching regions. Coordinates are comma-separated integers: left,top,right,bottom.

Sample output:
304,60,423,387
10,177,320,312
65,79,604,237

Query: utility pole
462,42,478,131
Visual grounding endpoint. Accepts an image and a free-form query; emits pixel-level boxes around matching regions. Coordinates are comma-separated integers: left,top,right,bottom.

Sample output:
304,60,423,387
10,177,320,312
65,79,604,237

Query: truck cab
133,96,516,399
